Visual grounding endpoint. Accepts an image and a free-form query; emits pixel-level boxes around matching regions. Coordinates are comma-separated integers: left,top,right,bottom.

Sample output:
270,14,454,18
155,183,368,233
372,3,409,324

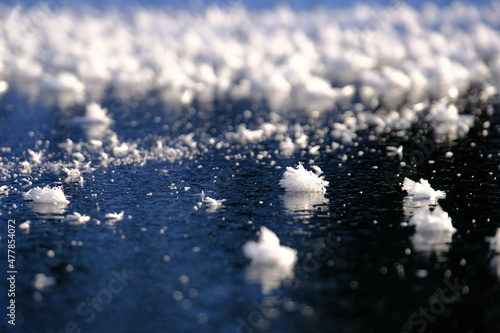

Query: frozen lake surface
1,1,500,333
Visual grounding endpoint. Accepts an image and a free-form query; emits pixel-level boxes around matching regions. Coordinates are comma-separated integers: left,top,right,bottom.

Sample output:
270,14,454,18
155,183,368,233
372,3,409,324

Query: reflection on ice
410,229,454,254
243,227,297,294
282,192,329,219
408,205,456,254
80,123,111,140
27,202,68,215
402,196,437,220
409,205,455,233
245,263,294,295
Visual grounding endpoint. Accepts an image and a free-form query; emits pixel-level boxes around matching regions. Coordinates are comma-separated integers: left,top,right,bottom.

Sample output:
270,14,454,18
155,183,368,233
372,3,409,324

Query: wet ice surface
0,2,500,333
1,88,498,333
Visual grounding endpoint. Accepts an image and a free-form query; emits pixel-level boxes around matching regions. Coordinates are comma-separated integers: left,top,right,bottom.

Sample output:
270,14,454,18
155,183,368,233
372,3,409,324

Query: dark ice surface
0,83,499,333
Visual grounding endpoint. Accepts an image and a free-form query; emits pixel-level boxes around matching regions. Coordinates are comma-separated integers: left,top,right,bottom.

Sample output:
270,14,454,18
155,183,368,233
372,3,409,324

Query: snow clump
402,178,446,201
23,186,70,204
279,163,329,194
243,226,297,267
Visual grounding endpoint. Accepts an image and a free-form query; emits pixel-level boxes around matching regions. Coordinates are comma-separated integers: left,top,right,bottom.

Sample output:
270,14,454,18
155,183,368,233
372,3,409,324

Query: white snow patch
386,145,403,158
62,167,84,185
105,211,125,221
70,102,112,126
243,227,297,293
0,81,8,94
225,123,282,144
33,273,55,290
63,212,91,224
20,161,31,174
409,205,456,233
0,3,498,120
68,102,113,139
308,145,321,155
199,191,226,212
279,137,296,156
19,220,31,231
402,178,446,201
0,185,9,196
426,101,474,143
23,186,70,204
243,226,297,267
42,72,85,107
279,163,328,193
409,205,456,253
28,150,43,164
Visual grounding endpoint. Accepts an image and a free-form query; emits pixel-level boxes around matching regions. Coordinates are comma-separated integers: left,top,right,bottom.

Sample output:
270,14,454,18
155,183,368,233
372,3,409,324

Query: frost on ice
63,212,91,224
243,227,297,266
279,163,329,194
426,101,474,143
279,137,297,157
23,186,70,214
0,185,9,196
62,167,84,186
402,178,446,201
243,227,297,294
19,220,31,232
386,145,403,158
23,186,70,204
33,273,55,291
105,211,125,221
409,205,456,253
196,191,226,213
203,196,226,213
28,150,43,164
